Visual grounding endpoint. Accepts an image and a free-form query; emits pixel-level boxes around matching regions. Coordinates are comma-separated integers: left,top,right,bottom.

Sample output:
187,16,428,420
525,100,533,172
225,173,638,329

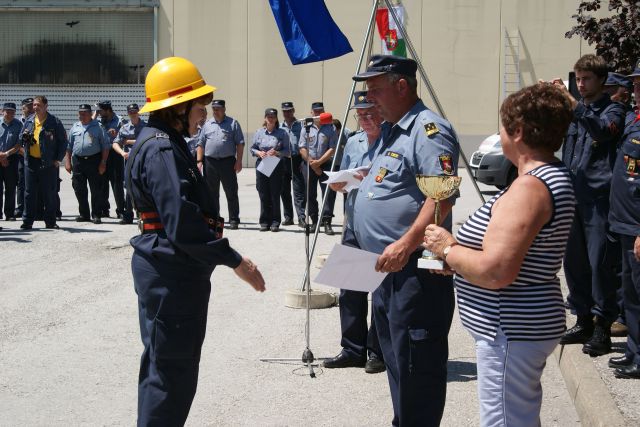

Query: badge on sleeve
424,122,440,137
632,138,640,145
375,167,388,183
439,154,453,175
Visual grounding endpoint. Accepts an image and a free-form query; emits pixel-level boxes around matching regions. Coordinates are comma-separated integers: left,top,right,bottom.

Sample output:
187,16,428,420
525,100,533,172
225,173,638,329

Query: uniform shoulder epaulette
423,122,440,137
155,132,170,139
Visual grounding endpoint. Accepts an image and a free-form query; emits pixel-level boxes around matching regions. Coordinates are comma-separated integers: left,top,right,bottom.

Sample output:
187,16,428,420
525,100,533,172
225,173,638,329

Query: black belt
74,153,101,160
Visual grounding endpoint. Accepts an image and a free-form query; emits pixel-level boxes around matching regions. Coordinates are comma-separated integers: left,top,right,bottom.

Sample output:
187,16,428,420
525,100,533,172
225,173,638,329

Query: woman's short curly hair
500,83,574,152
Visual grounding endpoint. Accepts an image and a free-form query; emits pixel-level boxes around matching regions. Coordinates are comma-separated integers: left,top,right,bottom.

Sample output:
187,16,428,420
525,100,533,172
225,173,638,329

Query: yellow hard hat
139,57,216,114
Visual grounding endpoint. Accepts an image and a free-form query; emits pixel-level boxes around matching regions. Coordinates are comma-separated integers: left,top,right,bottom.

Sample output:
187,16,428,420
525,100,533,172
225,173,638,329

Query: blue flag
269,0,353,65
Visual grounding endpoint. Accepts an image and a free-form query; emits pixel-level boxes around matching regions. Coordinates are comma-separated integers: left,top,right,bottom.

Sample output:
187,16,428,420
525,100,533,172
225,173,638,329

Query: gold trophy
416,175,462,269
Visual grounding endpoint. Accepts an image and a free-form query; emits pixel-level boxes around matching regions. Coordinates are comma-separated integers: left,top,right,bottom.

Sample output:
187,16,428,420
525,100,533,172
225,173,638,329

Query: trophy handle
434,200,441,226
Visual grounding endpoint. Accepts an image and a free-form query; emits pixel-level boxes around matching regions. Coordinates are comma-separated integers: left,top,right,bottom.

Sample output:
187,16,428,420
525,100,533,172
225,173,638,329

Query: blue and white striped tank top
455,162,576,341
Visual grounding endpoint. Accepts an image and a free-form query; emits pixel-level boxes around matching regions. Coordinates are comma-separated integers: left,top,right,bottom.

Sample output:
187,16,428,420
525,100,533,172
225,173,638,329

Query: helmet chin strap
179,99,194,137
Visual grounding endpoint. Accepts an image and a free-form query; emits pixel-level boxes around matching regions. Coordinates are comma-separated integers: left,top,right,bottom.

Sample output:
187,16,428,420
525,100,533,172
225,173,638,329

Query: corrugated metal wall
0,10,153,84
0,84,145,130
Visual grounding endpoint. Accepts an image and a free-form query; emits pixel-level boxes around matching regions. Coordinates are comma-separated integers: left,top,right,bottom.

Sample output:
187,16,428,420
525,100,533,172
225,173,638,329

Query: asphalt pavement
0,165,604,426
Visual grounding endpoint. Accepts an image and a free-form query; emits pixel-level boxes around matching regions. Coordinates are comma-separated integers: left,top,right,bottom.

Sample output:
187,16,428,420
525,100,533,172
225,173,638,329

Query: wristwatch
443,243,457,261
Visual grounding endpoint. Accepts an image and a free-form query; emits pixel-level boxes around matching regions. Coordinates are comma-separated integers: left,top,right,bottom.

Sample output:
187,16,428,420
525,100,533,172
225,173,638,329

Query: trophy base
417,257,445,270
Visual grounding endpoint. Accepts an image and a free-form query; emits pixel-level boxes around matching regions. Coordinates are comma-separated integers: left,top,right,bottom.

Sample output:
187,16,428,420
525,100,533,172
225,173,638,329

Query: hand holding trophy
416,175,462,269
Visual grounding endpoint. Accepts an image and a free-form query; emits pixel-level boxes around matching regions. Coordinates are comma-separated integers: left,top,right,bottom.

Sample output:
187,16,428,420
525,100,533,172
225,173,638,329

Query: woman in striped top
424,83,576,427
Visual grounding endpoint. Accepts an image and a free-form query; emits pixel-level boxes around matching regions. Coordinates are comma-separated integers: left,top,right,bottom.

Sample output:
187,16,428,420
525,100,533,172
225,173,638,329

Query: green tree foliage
566,0,640,73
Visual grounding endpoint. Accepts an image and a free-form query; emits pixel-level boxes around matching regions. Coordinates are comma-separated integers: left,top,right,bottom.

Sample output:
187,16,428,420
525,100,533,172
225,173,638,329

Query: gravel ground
0,167,581,426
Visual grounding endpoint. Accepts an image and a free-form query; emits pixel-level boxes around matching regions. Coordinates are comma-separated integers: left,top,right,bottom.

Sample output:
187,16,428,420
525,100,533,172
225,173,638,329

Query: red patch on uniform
375,175,383,183
439,154,453,175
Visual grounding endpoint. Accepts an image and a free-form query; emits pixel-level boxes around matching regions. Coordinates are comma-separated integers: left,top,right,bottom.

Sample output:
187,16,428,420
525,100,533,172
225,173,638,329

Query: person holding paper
351,55,460,426
251,108,290,232
324,91,385,373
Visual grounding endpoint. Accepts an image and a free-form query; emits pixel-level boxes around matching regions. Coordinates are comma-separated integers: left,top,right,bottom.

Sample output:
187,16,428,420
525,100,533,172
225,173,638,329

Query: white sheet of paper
256,156,281,177
324,165,370,192
314,243,387,292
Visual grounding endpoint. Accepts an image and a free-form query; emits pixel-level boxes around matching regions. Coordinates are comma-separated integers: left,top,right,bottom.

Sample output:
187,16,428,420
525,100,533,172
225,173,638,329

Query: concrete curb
554,344,627,427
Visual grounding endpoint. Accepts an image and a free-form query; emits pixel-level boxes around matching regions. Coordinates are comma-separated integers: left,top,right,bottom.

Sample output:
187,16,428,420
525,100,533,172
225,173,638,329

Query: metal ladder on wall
503,28,522,100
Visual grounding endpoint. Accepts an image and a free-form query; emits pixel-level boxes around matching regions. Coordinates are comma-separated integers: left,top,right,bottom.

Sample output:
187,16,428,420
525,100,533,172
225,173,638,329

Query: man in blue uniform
196,99,244,229
64,104,110,224
281,102,306,228
20,95,67,230
298,101,338,235
279,102,297,226
97,101,123,219
14,98,34,219
557,54,627,356
351,55,460,426
607,59,640,379
324,91,385,373
113,103,146,224
126,56,265,426
0,103,23,223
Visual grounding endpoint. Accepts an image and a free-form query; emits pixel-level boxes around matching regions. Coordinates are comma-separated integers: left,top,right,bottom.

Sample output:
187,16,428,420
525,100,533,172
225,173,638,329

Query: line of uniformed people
553,55,640,381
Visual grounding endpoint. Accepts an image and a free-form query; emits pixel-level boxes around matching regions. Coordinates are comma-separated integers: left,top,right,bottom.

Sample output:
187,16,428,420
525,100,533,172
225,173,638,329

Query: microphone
300,112,333,126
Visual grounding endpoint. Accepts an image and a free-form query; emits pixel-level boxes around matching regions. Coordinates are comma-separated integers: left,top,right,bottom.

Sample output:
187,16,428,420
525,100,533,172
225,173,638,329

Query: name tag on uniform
424,122,440,137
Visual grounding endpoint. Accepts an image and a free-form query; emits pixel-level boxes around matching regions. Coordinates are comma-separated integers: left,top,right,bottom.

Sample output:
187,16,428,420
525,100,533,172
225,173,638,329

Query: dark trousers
23,157,57,226
71,154,105,219
280,156,294,221
339,227,382,359
256,159,284,226
620,235,640,364
564,198,621,322
14,156,24,217
204,156,239,223
291,155,306,221
133,253,211,427
102,149,125,216
304,161,336,223
0,156,19,219
373,252,454,427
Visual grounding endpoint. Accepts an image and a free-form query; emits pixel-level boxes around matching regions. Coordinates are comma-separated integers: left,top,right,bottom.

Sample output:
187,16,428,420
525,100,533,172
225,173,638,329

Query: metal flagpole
295,0,380,292
384,0,485,204
261,0,380,374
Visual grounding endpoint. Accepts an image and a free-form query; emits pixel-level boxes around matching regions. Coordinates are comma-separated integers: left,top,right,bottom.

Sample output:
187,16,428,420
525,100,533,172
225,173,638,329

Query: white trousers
471,328,559,427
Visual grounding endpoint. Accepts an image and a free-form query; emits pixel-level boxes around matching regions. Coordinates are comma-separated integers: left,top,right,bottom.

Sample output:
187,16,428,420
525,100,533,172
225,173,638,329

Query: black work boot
323,219,335,236
560,315,594,345
582,317,612,357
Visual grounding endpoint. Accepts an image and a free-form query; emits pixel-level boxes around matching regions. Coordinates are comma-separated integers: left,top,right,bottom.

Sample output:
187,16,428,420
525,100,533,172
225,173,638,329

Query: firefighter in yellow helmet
125,57,265,426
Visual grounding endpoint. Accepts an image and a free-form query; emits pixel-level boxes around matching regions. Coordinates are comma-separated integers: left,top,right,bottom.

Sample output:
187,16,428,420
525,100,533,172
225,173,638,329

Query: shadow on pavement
447,359,477,382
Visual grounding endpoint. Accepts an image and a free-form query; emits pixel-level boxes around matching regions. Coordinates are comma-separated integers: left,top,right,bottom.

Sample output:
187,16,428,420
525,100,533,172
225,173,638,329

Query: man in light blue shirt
352,55,460,426
0,102,23,221
298,101,338,235
280,101,304,226
64,104,110,223
323,91,385,373
196,99,244,229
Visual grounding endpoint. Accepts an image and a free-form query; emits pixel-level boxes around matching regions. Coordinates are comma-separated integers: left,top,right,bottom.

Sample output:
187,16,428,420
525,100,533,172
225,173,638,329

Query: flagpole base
285,289,336,309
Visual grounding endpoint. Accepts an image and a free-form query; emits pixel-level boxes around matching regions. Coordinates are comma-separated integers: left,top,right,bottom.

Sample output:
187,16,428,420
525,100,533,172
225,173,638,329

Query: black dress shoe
75,216,91,222
92,217,102,224
298,219,305,229
45,223,60,229
365,355,386,374
6,217,16,221
282,218,294,226
259,225,269,232
119,218,133,225
117,213,123,219
20,223,32,230
609,354,634,369
270,225,280,232
614,363,640,379
102,210,110,218
229,221,239,230
322,351,366,369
